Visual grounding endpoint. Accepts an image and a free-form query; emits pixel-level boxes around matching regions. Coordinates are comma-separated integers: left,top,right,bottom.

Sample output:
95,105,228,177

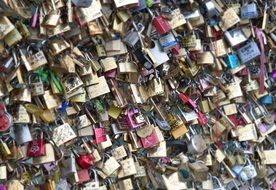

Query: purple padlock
257,123,268,134
0,184,6,190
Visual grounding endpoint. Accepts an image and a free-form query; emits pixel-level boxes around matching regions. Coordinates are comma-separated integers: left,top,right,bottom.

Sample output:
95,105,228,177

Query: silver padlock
205,0,219,17
72,0,92,7
61,153,77,177
187,127,207,154
237,41,261,64
83,169,99,190
212,176,226,190
13,124,33,145
28,73,44,96
239,157,257,181
123,22,144,47
224,28,248,47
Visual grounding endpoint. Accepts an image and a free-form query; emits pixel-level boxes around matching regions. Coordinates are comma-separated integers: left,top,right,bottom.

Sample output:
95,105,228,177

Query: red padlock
0,103,12,132
147,8,171,35
27,128,46,157
177,92,197,109
197,111,208,126
75,152,94,169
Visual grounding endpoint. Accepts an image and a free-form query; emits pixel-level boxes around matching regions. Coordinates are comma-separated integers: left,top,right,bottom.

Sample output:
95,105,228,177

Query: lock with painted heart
27,128,45,157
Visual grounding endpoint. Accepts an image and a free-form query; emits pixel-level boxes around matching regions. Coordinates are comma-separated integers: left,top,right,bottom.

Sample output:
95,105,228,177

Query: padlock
225,54,240,69
136,125,160,149
20,45,48,71
0,138,11,159
168,8,186,29
188,161,209,181
61,153,77,177
28,73,44,96
112,145,127,160
239,157,257,181
240,3,259,19
219,8,240,31
158,32,178,50
32,143,56,165
52,118,76,146
123,22,144,48
212,176,226,190
147,8,171,35
118,178,134,190
187,127,207,154
42,1,60,28
237,41,261,64
72,0,92,7
224,28,247,47
202,173,214,190
259,94,273,105
263,143,276,165
73,150,94,169
93,123,107,144
204,0,219,17
0,103,12,132
13,124,32,145
4,28,22,47
101,155,120,176
118,156,137,179
171,121,188,139
27,128,45,157
77,169,90,184
83,170,100,190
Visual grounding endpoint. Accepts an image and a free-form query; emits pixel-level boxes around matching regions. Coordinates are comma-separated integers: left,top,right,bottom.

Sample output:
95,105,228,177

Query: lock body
237,41,261,64
152,16,171,35
76,154,94,169
241,3,258,19
225,54,240,69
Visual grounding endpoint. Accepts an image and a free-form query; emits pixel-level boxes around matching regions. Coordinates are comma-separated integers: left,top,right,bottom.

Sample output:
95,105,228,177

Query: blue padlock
225,54,240,69
259,95,273,105
241,3,259,19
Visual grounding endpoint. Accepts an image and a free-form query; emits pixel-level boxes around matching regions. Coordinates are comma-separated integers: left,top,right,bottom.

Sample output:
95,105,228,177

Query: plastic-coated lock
225,54,240,69
259,95,273,105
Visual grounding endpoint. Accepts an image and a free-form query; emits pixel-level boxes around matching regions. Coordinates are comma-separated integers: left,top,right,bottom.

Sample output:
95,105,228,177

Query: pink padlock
93,123,107,144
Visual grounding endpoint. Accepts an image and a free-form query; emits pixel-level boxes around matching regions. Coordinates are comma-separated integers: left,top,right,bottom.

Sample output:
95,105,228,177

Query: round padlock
0,103,12,132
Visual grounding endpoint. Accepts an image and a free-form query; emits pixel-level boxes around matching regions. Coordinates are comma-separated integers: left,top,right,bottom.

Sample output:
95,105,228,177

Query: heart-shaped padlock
76,153,94,169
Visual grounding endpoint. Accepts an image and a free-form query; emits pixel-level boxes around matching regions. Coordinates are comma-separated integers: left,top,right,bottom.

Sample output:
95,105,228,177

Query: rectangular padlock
237,41,261,64
224,28,247,47
240,3,259,19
